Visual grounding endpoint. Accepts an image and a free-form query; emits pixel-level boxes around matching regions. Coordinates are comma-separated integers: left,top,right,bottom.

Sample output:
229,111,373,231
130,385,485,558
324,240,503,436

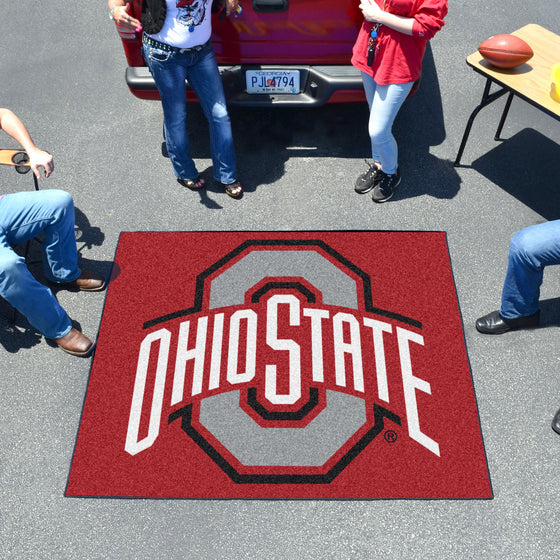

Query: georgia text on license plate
246,70,300,94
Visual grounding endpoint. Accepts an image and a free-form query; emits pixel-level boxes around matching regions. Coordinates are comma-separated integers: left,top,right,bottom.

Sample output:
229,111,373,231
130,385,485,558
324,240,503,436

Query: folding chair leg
9,303,18,324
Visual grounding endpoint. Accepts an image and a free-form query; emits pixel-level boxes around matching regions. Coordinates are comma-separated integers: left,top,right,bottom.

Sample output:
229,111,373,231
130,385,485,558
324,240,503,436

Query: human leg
476,220,560,334
0,235,72,339
356,75,412,199
361,72,382,167
354,73,382,193
186,43,238,186
0,190,81,284
143,44,200,181
368,81,411,203
367,80,413,175
0,193,97,354
500,220,560,319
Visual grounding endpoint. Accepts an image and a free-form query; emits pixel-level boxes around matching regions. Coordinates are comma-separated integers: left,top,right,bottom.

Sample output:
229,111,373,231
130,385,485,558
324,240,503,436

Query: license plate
246,70,300,94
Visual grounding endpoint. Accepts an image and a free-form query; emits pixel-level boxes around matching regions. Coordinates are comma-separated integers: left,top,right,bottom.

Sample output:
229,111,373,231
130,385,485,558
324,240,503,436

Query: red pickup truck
117,0,366,106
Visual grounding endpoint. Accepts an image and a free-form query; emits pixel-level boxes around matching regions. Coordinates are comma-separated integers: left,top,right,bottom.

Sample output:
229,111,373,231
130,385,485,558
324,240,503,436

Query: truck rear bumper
126,64,365,107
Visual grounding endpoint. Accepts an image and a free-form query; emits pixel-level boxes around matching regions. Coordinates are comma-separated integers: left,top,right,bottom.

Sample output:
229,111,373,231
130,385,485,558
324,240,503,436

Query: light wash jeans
143,40,237,184
500,220,560,319
0,190,80,338
361,73,413,175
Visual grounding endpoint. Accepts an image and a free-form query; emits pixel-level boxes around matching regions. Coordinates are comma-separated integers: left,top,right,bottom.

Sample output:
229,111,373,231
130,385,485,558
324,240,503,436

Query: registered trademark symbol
384,430,398,443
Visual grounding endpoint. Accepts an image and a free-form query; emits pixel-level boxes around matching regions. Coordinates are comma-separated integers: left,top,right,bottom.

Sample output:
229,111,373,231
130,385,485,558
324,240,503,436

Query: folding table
455,24,560,166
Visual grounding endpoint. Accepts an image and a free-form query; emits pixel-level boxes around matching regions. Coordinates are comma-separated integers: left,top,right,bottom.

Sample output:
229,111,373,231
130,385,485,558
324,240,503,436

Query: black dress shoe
552,409,560,435
475,309,540,334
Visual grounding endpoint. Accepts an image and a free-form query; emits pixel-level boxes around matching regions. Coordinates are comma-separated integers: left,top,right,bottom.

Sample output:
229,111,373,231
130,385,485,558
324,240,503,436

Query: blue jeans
361,73,413,175
500,220,560,319
143,40,237,184
0,190,80,338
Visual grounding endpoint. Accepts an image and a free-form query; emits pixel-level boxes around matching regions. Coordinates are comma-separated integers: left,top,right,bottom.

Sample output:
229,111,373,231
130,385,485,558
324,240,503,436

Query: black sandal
178,176,205,190
220,180,243,198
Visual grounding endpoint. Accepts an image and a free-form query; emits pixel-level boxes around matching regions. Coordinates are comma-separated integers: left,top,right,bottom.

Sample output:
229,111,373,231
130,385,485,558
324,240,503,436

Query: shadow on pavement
74,206,105,252
394,43,461,201
539,297,560,328
471,128,560,220
0,318,42,353
177,43,460,201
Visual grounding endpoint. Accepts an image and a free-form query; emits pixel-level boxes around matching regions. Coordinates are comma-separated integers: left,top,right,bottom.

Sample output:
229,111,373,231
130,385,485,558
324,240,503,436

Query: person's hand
359,0,384,23
112,3,142,32
27,148,54,179
223,0,239,16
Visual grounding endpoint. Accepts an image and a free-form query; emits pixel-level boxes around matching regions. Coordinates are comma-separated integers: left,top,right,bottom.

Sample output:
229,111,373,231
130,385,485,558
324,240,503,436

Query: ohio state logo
124,240,440,484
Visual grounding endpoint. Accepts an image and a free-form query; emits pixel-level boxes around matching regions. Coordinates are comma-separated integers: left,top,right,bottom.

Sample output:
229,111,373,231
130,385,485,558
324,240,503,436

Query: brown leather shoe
54,328,95,357
67,270,106,292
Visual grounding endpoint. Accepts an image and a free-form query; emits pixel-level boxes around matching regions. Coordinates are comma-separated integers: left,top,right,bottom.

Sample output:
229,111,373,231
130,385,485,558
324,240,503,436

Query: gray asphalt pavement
1,1,559,558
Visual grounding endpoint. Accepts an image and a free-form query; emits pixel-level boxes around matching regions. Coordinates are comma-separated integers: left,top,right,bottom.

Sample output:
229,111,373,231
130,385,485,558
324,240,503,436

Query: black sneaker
354,162,382,194
372,168,401,203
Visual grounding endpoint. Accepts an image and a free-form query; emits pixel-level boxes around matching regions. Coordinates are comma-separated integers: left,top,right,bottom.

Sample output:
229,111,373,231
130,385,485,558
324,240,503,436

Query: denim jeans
500,220,560,319
143,40,237,184
361,73,413,175
0,190,80,338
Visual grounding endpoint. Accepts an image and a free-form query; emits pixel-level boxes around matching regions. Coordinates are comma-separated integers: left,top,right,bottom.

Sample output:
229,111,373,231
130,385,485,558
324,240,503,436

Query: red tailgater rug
66,231,492,499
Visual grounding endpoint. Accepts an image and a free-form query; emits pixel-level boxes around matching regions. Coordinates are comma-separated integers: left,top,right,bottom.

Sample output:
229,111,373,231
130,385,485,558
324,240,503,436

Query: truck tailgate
212,0,362,65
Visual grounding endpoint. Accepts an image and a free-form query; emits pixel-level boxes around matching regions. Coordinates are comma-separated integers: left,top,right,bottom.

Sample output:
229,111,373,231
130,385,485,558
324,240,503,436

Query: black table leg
495,92,514,140
454,79,510,166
